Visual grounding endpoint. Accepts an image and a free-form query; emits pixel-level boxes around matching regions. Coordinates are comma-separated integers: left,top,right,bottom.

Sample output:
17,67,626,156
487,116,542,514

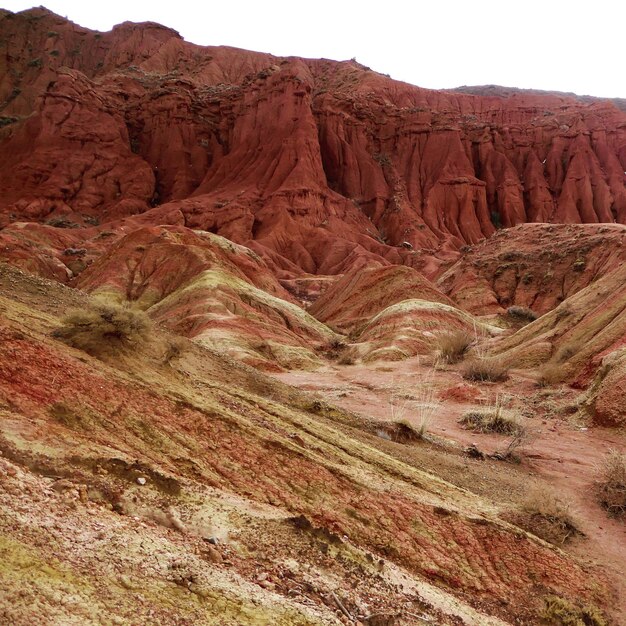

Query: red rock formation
493,260,626,387
439,223,626,315
1,7,625,277
309,264,454,332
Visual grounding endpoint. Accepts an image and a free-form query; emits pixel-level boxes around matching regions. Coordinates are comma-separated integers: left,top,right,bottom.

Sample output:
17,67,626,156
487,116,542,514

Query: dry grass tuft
541,596,607,626
536,362,566,387
510,486,581,545
554,342,581,363
386,371,440,443
435,330,473,363
391,418,429,443
53,299,152,355
163,337,186,364
460,408,522,435
507,305,538,323
596,450,626,517
461,357,509,382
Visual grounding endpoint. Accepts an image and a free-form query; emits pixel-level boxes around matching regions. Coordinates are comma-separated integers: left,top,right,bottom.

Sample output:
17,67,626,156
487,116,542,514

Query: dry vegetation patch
537,362,567,387
596,450,626,517
459,408,522,435
541,595,607,626
508,486,581,545
435,330,473,363
52,299,152,355
506,305,538,324
461,357,509,382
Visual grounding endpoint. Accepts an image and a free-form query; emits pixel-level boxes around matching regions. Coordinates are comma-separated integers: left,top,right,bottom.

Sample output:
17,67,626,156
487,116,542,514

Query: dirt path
274,358,626,623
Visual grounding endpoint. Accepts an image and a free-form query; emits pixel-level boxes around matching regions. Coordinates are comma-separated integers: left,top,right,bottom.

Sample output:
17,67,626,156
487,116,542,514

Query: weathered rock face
492,261,626,385
438,223,626,315
1,8,625,276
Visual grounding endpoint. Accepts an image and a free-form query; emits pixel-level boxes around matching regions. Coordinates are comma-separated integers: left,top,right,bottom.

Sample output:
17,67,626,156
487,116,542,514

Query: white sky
2,0,625,98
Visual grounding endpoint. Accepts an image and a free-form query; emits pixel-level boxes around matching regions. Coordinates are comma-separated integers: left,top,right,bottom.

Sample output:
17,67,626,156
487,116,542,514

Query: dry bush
461,357,509,382
337,353,355,366
323,337,349,360
541,596,606,626
555,342,581,363
435,330,473,363
53,299,152,355
507,305,538,323
460,407,522,435
163,337,186,364
386,374,440,442
596,450,626,517
391,418,429,443
536,362,566,387
510,486,581,545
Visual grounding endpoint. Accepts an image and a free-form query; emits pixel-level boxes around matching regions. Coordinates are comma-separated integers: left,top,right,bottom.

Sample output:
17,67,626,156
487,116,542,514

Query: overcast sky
2,0,624,98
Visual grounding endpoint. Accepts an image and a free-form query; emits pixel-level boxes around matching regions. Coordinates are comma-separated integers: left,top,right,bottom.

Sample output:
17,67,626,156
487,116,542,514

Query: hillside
1,7,625,280
1,6,626,626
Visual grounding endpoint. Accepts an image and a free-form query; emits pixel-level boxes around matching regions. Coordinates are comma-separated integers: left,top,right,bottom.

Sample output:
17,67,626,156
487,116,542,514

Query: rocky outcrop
1,8,625,277
438,223,626,315
492,261,626,386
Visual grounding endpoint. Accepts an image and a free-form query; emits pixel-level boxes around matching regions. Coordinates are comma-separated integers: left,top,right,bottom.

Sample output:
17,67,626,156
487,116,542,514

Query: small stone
205,546,222,564
166,507,186,532
118,575,133,590
136,477,146,485
258,579,275,590
204,536,219,545
256,572,268,582
78,485,88,503
51,479,73,493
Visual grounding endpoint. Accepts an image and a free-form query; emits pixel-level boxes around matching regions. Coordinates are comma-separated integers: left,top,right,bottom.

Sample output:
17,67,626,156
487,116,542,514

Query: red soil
274,359,626,624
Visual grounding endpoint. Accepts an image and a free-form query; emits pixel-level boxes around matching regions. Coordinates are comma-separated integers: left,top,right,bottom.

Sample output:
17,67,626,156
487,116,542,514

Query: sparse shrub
536,362,566,387
53,299,152,355
435,330,473,363
337,353,355,366
541,596,606,626
510,486,581,545
0,115,18,127
596,450,626,517
555,342,581,363
461,357,509,382
386,382,440,443
392,418,429,442
163,337,186,364
327,337,346,351
45,216,79,229
493,424,532,462
507,305,537,323
460,406,522,435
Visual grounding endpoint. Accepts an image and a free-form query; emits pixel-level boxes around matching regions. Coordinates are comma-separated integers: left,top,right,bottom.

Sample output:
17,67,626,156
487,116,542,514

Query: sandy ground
274,357,626,624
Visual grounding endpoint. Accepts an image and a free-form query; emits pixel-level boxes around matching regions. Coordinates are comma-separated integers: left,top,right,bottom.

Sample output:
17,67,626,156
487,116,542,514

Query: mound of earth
309,264,453,333
351,299,496,363
73,225,338,370
492,262,626,386
438,223,626,315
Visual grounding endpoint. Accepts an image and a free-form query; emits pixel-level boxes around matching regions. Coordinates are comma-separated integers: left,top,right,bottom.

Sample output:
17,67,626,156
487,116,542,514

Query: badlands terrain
0,6,625,625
